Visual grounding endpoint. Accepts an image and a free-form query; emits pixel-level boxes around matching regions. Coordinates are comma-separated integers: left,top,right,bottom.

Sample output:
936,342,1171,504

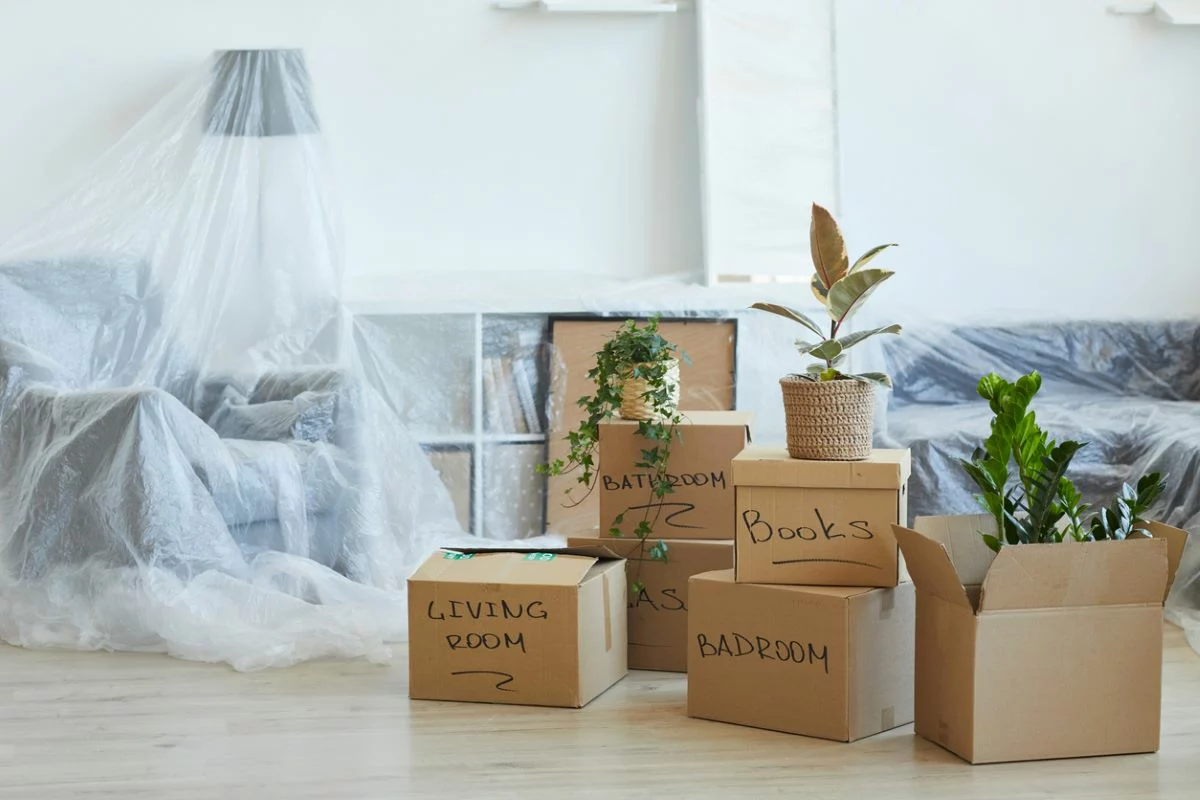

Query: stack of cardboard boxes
569,410,752,672
686,445,917,743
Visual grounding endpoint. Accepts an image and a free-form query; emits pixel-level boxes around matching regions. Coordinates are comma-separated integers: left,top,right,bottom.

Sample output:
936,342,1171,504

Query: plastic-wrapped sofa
877,320,1200,651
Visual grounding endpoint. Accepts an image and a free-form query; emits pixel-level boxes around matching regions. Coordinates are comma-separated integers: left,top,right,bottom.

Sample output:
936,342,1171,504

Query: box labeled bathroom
686,569,915,742
408,547,627,708
568,536,735,671
599,410,752,540
733,446,910,587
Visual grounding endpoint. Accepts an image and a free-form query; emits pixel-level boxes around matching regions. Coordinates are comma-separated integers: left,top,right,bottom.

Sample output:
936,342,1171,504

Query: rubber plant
751,203,900,386
537,317,688,593
960,370,1166,552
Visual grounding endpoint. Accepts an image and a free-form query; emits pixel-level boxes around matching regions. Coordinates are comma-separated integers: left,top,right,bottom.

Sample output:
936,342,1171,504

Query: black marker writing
696,632,830,674
450,670,516,692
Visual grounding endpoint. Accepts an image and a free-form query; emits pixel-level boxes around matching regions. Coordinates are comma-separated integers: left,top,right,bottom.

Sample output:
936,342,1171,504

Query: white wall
0,0,701,284
835,0,1200,320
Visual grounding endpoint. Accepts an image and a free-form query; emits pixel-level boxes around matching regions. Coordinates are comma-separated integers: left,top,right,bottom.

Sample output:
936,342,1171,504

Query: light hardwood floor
0,625,1196,799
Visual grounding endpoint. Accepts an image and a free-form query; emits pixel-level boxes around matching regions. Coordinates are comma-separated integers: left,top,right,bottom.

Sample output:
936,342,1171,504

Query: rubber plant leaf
835,323,903,352
827,268,895,328
749,303,824,338
850,371,893,388
810,203,849,294
850,243,898,273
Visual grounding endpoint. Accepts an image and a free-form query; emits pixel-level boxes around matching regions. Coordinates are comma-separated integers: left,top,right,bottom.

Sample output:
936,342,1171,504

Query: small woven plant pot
619,358,681,421
780,375,875,461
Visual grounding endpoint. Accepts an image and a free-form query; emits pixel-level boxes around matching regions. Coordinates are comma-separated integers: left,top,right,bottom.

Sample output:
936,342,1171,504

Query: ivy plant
960,371,1166,552
538,316,688,592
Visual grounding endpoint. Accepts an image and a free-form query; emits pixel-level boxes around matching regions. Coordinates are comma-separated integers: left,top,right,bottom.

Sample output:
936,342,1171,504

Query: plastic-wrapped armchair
0,256,361,580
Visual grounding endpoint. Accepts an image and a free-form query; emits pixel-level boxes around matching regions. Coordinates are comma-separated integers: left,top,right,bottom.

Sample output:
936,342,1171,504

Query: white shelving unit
362,310,550,538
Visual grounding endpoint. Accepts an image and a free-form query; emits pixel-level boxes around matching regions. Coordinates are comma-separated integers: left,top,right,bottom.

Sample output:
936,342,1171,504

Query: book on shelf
511,356,542,434
484,357,529,434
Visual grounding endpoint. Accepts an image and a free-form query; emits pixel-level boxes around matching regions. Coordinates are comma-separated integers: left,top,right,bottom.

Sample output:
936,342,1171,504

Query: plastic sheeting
0,50,562,671
876,321,1200,654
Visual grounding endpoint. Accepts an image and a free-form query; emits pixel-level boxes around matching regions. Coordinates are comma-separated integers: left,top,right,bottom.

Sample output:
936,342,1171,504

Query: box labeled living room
408,548,627,709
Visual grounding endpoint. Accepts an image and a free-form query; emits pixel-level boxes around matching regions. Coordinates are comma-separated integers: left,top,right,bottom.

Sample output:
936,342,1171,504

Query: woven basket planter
619,358,681,421
780,375,875,461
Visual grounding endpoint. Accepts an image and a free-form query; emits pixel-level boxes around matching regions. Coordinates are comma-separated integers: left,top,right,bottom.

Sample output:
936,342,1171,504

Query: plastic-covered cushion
207,391,338,443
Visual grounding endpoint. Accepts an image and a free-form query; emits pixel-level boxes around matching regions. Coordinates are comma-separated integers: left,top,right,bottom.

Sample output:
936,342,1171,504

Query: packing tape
602,572,613,651
881,705,895,731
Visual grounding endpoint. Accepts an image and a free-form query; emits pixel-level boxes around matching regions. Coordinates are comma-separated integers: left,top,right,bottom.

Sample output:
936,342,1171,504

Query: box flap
732,446,910,489
979,538,1168,612
410,549,603,586
913,514,997,587
1146,521,1189,600
891,525,972,609
602,409,753,431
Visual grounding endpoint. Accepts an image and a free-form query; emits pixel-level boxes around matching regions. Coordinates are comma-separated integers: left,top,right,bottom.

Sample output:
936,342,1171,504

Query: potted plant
538,317,687,591
751,203,901,461
960,370,1166,550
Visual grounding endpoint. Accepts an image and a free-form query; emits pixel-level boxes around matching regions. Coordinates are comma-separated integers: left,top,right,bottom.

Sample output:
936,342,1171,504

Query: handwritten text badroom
427,599,548,655
740,508,874,543
696,632,830,674
603,470,728,492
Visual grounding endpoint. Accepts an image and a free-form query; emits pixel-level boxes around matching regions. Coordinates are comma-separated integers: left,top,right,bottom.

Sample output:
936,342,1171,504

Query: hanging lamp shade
205,48,319,137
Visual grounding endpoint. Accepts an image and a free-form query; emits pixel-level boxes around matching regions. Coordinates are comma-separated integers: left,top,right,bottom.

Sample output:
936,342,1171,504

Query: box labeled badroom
407,547,627,709
686,570,915,742
893,515,1188,765
733,446,911,587
599,410,752,540
568,536,734,672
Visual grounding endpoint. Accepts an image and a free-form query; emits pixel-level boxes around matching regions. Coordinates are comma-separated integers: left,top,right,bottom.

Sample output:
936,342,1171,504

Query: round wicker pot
619,358,681,421
780,375,875,460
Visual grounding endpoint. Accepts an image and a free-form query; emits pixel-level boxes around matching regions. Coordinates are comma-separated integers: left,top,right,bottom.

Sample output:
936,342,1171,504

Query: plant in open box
959,370,1166,551
538,316,689,592
751,203,900,461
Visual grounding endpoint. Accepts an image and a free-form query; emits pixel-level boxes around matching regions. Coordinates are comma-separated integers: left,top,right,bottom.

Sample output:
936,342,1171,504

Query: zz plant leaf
960,371,1168,551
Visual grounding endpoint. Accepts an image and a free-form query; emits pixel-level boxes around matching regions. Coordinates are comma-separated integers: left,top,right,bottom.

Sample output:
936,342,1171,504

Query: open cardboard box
408,546,627,708
893,514,1188,764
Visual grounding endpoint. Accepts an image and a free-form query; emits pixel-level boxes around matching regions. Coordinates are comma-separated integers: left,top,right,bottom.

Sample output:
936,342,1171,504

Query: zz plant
960,371,1166,552
752,203,900,386
538,317,687,592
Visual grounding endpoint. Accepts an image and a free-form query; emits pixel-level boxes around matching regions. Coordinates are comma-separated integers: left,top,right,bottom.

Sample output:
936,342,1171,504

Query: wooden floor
0,626,1197,799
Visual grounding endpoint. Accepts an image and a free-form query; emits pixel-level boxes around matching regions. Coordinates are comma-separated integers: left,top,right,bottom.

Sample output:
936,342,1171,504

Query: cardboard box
733,446,910,587
408,547,627,708
686,569,915,742
893,515,1188,764
599,410,752,540
567,536,735,672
